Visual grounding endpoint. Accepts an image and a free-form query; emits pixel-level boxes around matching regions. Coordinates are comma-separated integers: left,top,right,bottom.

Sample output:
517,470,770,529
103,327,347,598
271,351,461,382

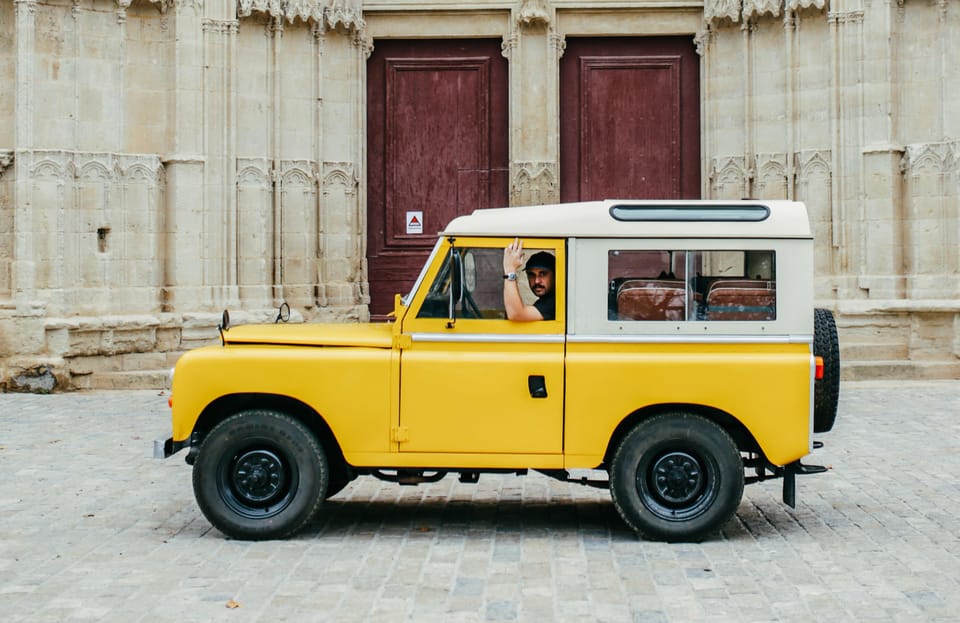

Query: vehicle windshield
401,238,444,307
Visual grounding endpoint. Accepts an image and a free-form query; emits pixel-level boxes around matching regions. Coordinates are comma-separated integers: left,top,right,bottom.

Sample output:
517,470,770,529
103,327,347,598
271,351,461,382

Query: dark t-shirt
533,293,556,321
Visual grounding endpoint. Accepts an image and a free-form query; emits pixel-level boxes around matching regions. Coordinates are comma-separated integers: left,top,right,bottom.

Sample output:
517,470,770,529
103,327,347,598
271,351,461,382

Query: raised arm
503,238,544,321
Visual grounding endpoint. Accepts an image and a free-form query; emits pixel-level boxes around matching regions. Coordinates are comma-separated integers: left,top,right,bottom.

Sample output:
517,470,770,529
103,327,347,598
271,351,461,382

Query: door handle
528,375,548,398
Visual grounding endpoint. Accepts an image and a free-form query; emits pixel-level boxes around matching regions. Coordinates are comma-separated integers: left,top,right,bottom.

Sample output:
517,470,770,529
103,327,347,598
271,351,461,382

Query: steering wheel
461,289,482,319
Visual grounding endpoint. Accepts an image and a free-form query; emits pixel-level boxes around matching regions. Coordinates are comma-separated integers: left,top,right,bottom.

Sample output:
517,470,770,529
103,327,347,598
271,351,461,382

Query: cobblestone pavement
1,381,959,622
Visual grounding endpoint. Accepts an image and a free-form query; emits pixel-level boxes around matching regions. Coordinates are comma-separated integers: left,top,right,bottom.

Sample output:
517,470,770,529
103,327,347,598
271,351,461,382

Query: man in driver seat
502,238,556,321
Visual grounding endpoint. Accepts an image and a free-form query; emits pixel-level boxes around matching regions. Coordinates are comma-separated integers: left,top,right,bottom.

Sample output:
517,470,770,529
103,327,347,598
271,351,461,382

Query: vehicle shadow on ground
299,496,638,541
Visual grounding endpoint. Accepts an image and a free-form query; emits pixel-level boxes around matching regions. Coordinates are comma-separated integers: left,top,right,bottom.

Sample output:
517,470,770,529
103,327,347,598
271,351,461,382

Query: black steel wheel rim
218,445,298,519
637,447,718,522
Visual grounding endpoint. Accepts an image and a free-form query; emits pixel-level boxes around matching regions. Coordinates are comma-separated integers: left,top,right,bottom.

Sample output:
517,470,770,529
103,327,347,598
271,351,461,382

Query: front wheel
192,410,328,540
610,413,743,542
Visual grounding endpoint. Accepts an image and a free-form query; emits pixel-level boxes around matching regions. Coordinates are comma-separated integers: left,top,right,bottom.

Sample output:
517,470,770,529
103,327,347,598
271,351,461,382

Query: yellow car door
398,237,565,459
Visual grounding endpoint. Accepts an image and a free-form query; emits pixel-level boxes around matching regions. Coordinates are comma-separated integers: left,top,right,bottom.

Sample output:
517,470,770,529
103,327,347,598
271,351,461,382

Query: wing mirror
447,248,463,328
218,309,231,345
275,301,290,323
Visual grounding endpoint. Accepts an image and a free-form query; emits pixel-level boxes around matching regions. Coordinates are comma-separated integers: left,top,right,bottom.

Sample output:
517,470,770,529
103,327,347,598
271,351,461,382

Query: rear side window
608,250,776,321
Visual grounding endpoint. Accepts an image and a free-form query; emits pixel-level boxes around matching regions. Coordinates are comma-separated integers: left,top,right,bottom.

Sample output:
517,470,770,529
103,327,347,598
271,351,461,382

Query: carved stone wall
1,0,367,390
3,0,960,388
702,0,960,378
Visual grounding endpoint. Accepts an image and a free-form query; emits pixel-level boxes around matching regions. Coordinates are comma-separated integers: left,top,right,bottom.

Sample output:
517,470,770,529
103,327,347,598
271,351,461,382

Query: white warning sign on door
406,211,423,235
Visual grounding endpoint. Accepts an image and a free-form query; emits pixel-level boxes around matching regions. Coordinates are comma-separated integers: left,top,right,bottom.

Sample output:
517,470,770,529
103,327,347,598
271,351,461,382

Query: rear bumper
153,435,188,459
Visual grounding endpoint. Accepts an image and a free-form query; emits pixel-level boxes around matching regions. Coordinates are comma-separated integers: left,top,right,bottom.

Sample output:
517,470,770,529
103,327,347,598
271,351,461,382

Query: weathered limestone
700,0,960,379
503,2,562,206
1,0,959,390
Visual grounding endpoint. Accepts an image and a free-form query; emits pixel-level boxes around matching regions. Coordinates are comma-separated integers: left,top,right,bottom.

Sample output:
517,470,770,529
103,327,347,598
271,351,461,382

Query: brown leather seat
705,281,775,320
616,280,686,320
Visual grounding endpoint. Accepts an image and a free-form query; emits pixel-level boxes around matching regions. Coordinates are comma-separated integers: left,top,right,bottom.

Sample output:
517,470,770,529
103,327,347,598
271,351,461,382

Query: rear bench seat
704,280,775,321
616,279,686,321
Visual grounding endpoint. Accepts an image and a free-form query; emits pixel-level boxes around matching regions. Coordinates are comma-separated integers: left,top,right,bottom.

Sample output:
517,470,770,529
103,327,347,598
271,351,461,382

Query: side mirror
218,309,230,345
447,249,463,325
275,302,290,324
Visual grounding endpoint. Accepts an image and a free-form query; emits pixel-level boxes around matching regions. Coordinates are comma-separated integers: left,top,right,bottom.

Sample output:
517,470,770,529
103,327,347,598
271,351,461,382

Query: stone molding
280,160,316,186
743,0,782,20
711,150,836,197
753,152,788,198
517,0,551,27
795,149,832,181
709,156,749,198
237,0,364,30
114,0,202,15
19,150,163,182
237,158,271,186
900,141,959,175
321,162,359,197
787,0,827,10
503,1,563,58
510,162,558,206
236,159,361,192
827,9,863,24
704,0,830,24
0,151,13,176
202,19,239,34
704,0,742,23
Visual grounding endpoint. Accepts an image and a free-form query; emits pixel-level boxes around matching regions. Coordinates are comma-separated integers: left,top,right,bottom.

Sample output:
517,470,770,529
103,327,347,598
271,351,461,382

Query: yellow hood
221,321,394,348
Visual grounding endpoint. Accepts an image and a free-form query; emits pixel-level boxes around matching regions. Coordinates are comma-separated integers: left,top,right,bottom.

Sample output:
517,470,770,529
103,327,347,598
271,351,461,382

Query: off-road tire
610,413,744,542
192,409,328,540
813,308,841,433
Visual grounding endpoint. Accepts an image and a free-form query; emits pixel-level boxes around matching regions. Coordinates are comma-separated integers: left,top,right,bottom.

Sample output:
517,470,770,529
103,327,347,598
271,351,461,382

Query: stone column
2,0,47,370
849,4,904,300
503,0,562,207
315,13,367,320
201,8,240,310
161,1,206,312
12,0,37,303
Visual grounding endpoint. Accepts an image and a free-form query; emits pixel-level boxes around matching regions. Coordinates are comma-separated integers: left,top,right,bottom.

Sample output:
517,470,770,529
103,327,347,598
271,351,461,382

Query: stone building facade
0,0,958,390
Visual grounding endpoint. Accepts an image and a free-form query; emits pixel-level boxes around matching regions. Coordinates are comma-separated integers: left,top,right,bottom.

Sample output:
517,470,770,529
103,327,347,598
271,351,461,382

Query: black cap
525,251,555,273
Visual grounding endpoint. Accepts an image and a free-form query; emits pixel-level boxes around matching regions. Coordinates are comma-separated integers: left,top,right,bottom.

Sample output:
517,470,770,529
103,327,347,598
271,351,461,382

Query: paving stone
1,382,960,621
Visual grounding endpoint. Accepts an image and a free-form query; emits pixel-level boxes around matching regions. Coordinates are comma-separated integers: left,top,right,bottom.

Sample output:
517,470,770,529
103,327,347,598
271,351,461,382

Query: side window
418,245,556,320
608,249,776,321
414,247,503,319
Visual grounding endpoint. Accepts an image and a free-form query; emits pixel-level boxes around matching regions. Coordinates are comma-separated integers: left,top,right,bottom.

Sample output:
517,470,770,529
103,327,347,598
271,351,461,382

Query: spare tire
813,308,840,433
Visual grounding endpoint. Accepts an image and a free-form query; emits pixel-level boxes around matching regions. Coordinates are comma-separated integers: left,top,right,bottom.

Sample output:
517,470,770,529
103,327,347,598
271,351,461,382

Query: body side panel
171,345,394,458
563,341,812,467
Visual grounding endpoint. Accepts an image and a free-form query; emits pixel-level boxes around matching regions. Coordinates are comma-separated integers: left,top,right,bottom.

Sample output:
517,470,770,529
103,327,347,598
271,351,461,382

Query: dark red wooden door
367,39,508,316
560,37,700,202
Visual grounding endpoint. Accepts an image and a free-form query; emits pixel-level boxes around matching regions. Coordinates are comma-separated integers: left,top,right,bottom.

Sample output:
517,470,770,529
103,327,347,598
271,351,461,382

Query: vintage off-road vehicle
156,200,840,541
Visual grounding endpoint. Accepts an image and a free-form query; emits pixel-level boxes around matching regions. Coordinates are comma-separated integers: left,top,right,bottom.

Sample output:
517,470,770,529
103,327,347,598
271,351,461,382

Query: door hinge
391,426,409,443
393,334,412,349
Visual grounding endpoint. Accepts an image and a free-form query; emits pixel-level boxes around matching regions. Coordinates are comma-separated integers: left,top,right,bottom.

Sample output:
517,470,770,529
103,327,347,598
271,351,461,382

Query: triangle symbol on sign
410,215,420,225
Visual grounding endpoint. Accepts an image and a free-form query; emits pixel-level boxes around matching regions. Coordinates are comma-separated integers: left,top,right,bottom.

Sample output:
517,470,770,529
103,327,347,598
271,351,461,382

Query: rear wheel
610,413,743,541
814,308,840,433
192,410,327,540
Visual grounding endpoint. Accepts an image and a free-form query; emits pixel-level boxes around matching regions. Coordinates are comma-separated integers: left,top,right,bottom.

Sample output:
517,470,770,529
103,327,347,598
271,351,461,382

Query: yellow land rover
157,200,840,542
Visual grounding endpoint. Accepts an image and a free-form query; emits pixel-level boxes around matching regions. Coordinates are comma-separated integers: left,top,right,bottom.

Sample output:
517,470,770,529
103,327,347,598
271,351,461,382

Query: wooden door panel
580,56,680,200
561,37,700,203
384,58,487,250
367,40,508,316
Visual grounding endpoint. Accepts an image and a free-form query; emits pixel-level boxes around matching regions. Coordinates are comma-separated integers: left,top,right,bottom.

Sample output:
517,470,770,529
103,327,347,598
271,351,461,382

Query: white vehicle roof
442,200,812,239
